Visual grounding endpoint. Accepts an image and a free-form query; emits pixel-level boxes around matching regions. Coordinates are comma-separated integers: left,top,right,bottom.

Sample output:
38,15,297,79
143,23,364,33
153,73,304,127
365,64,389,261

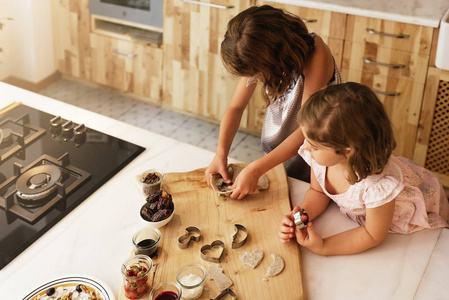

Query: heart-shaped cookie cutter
231,224,248,249
200,240,225,263
178,226,202,249
211,288,238,300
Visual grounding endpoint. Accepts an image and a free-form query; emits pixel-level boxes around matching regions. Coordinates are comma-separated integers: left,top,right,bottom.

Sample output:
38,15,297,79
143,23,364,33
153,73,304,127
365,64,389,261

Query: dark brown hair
221,5,315,104
298,82,396,184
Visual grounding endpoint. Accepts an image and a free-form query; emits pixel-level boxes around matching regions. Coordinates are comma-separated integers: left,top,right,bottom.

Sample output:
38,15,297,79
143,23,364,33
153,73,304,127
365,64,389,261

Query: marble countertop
267,0,449,27
0,82,448,299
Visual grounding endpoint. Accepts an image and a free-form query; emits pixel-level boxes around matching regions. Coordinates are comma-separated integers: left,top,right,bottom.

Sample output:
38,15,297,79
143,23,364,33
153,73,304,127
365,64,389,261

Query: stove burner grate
0,153,91,224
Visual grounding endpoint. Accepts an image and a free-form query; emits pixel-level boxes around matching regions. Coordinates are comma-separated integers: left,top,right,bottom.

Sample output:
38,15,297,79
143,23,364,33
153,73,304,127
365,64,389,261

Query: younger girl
205,5,342,198
279,82,449,255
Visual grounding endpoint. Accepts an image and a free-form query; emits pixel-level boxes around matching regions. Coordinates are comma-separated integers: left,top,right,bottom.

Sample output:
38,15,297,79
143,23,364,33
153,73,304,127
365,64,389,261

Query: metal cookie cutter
293,208,309,229
231,224,248,249
178,226,202,249
200,240,225,263
211,288,238,300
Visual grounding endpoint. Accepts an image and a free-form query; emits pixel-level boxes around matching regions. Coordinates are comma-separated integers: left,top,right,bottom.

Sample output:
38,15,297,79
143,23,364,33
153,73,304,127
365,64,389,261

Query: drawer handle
112,49,137,58
362,57,406,69
181,0,234,9
366,28,410,39
302,18,318,23
373,89,401,97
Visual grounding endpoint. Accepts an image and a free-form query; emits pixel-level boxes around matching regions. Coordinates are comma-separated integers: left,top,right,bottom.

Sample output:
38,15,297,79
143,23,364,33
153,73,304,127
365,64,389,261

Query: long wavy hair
221,5,315,104
298,82,397,184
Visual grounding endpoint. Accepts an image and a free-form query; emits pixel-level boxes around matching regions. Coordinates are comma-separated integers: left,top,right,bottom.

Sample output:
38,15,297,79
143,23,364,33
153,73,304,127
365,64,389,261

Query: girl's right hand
205,155,231,186
278,206,301,243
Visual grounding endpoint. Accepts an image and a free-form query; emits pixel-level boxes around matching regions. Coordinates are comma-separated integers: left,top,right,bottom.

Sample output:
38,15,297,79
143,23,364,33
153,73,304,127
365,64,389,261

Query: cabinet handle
302,18,318,23
373,89,401,97
362,57,406,69
113,49,137,58
366,28,410,39
181,0,234,9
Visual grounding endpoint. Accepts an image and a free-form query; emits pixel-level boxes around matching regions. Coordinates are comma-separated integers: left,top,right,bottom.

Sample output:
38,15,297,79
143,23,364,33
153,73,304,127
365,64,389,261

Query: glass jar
175,264,207,300
132,227,161,257
149,282,182,300
121,255,153,299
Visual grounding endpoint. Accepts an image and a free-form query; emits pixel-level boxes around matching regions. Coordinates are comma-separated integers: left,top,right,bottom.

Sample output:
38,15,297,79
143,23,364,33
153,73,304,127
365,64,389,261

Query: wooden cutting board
119,163,306,300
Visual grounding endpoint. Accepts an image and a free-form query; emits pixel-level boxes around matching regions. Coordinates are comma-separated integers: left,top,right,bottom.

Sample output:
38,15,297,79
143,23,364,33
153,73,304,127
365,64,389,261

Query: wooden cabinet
342,15,435,159
51,0,92,81
90,33,163,101
162,0,265,134
51,0,162,102
258,1,346,69
414,67,449,187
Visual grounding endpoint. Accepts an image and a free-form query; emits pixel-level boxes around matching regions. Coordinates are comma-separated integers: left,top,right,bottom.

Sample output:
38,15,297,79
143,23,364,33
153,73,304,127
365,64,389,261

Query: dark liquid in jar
135,239,158,256
137,239,156,247
155,291,178,300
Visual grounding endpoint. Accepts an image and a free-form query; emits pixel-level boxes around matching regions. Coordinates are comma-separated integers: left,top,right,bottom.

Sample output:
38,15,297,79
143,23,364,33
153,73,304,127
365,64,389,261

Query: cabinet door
414,67,449,187
51,0,91,80
163,0,264,133
345,15,433,55
90,33,163,102
258,1,346,69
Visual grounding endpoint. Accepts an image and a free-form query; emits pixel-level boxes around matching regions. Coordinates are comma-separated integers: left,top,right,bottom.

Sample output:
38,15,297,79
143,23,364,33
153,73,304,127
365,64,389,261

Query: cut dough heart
265,254,285,277
239,250,264,269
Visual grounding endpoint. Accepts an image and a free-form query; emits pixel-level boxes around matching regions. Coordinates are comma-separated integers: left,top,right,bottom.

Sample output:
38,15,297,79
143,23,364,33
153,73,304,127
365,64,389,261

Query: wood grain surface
119,163,306,300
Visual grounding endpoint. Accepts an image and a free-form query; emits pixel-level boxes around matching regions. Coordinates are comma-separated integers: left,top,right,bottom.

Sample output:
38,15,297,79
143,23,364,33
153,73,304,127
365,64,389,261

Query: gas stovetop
0,104,145,269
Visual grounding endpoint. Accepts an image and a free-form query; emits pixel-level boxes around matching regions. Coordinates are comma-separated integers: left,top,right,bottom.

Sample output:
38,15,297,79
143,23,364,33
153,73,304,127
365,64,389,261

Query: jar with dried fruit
121,255,153,299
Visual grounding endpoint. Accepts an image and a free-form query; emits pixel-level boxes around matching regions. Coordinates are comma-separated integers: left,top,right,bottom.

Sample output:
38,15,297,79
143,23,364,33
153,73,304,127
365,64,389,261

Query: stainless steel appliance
0,105,144,269
89,0,163,29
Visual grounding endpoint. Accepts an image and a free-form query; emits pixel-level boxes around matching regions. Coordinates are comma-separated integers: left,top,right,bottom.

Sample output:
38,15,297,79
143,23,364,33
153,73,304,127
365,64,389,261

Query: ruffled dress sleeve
362,166,404,209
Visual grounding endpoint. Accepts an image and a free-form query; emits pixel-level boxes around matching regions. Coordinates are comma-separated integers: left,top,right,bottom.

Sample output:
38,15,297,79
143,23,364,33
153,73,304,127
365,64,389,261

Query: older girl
205,5,342,198
279,82,449,255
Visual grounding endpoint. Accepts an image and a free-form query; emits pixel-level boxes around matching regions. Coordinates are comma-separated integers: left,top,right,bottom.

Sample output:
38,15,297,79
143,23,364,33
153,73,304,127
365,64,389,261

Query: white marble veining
0,82,448,299
268,0,449,27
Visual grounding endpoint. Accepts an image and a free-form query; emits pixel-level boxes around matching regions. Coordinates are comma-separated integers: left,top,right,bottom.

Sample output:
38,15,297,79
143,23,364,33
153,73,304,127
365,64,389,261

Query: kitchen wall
0,0,55,84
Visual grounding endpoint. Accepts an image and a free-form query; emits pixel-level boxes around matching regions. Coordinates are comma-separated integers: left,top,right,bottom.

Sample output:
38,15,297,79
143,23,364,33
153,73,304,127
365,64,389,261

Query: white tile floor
38,79,264,162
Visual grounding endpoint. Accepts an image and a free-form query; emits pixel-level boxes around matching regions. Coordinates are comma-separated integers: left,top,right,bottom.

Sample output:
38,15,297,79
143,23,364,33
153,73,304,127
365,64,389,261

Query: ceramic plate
22,274,115,300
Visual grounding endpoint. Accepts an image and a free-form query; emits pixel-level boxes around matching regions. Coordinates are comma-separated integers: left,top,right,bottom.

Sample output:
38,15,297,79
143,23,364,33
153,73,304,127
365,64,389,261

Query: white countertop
0,82,448,299
267,0,449,27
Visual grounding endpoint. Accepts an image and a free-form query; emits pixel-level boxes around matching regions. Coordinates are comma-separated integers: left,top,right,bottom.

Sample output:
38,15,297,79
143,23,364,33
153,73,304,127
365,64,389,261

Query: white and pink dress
298,144,449,233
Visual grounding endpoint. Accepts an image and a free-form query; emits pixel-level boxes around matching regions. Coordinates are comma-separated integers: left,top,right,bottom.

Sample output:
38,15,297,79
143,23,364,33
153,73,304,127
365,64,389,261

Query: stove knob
50,116,62,138
50,116,62,128
74,124,86,147
74,124,86,135
62,121,74,141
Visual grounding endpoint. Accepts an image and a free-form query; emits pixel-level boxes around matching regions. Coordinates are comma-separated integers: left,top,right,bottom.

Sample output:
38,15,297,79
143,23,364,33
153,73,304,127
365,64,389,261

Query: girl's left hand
295,221,324,254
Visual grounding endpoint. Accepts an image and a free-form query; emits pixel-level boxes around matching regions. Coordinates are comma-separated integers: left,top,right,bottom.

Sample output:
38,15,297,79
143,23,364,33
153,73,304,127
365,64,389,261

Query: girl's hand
205,155,230,186
278,206,301,243
295,221,324,254
228,164,260,199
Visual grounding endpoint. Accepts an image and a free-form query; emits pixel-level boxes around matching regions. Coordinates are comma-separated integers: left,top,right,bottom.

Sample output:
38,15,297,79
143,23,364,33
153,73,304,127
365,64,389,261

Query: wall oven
89,0,163,30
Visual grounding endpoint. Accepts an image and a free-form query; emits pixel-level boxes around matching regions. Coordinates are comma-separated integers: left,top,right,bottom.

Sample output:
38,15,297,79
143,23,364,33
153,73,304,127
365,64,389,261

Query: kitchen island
0,82,448,299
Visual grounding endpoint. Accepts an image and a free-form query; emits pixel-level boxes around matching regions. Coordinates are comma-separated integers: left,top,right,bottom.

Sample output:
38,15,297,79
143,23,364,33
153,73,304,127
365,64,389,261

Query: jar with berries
121,254,153,299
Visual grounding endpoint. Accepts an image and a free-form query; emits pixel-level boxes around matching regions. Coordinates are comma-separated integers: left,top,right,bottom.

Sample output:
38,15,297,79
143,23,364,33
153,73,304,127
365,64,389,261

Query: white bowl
140,204,175,229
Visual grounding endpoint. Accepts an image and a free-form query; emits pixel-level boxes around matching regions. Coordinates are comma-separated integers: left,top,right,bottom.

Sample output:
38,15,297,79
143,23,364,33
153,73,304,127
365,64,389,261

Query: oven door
89,0,163,29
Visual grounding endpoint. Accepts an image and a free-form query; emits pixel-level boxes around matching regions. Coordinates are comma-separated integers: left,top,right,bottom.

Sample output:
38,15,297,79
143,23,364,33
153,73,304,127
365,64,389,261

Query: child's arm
205,77,256,186
279,169,330,243
297,200,396,255
228,127,305,199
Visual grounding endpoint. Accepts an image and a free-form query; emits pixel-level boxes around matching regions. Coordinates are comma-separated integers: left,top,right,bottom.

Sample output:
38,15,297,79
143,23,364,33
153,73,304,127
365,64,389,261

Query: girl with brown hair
279,82,449,255
205,5,342,198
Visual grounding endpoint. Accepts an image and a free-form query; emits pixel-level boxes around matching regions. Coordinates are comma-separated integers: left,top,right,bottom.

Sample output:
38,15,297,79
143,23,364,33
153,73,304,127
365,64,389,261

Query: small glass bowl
132,227,161,257
139,169,164,196
121,255,153,299
175,264,207,300
149,281,182,300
